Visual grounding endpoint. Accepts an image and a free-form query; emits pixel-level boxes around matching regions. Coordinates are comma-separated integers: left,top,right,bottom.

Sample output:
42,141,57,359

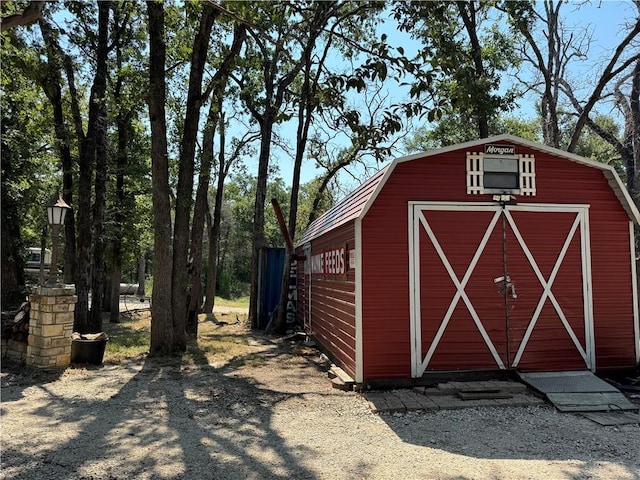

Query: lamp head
47,194,71,226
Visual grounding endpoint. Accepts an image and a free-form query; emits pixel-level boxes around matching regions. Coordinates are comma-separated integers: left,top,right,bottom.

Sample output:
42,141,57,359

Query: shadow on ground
1,329,325,480
3,323,639,480
373,393,640,480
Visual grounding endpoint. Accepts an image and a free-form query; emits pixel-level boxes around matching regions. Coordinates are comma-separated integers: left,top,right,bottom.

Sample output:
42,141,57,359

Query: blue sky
511,0,638,117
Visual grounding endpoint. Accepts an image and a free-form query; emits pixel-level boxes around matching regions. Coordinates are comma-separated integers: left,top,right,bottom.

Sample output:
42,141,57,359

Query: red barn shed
296,135,640,386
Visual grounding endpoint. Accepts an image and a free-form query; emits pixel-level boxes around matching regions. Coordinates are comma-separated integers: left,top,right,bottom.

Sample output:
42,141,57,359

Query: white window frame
466,151,536,196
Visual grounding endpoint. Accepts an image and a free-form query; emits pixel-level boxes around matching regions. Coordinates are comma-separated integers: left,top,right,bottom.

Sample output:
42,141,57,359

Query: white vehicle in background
25,247,51,278
24,248,147,307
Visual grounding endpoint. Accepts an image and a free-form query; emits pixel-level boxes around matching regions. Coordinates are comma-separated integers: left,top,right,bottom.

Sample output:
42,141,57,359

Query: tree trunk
242,4,339,329
38,19,77,286
74,3,111,334
171,6,218,351
203,110,226,314
103,267,112,313
203,204,218,313
62,167,76,285
87,1,111,334
186,22,245,332
0,131,26,309
457,1,490,138
543,1,561,148
199,25,247,314
307,155,354,227
109,262,121,322
63,44,82,286
510,1,562,147
0,1,45,32
109,33,129,324
147,0,173,355
185,115,216,335
275,52,314,333
73,121,92,332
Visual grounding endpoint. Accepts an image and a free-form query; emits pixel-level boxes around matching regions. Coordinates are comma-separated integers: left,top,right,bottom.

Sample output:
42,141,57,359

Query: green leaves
426,107,443,123
392,0,524,138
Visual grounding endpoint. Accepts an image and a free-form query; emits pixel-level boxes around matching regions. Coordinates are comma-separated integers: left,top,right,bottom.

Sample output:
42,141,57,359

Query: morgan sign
485,144,515,155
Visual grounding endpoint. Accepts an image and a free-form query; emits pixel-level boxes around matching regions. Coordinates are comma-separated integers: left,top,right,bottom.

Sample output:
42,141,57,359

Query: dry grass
102,310,257,368
102,311,152,363
214,296,250,308
182,313,264,367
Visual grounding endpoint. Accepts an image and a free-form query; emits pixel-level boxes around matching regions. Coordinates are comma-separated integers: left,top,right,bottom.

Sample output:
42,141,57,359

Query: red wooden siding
505,210,587,371
418,209,506,371
304,221,357,378
361,145,636,379
590,210,636,369
536,156,636,369
415,207,589,373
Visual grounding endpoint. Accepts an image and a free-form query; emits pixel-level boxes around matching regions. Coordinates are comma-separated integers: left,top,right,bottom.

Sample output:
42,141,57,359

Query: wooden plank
430,395,473,410
413,395,440,411
459,388,502,393
331,377,352,391
330,365,355,385
382,392,407,413
487,381,527,393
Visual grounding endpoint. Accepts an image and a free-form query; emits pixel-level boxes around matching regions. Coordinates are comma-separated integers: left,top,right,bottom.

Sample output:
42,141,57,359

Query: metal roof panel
297,166,389,245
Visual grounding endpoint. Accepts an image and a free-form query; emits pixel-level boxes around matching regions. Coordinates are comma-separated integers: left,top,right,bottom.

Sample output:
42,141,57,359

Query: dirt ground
1,323,639,480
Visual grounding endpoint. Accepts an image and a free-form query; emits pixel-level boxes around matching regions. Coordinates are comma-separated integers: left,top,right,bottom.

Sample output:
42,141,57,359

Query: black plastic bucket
71,338,108,365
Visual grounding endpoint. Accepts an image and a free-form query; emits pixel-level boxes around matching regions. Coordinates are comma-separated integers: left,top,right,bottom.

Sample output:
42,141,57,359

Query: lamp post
46,194,71,286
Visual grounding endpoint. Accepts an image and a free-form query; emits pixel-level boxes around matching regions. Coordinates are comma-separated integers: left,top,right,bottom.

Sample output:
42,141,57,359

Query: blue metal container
257,247,286,329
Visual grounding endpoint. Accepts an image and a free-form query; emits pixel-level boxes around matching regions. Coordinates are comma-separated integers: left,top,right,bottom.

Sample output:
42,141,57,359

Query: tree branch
568,17,640,151
0,1,45,32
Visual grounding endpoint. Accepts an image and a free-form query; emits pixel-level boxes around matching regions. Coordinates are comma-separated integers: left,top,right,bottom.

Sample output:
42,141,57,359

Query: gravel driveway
1,325,639,480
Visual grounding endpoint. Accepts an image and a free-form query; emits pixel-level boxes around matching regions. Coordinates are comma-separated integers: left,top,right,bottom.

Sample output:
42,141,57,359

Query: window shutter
466,152,484,195
519,154,536,196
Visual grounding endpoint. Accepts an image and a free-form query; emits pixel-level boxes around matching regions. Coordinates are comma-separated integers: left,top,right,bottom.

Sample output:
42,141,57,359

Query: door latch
494,275,517,299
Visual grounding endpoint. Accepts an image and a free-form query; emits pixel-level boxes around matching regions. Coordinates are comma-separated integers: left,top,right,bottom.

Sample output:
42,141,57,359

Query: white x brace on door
409,202,594,377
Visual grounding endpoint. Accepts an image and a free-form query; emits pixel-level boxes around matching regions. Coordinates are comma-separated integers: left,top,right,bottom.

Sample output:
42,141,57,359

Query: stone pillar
27,285,76,368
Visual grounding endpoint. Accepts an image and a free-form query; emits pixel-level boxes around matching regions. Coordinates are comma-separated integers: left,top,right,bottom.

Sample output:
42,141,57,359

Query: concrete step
437,380,526,394
457,390,514,400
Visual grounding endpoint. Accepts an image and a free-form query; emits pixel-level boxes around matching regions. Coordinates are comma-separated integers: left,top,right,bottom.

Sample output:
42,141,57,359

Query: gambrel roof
298,134,640,246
